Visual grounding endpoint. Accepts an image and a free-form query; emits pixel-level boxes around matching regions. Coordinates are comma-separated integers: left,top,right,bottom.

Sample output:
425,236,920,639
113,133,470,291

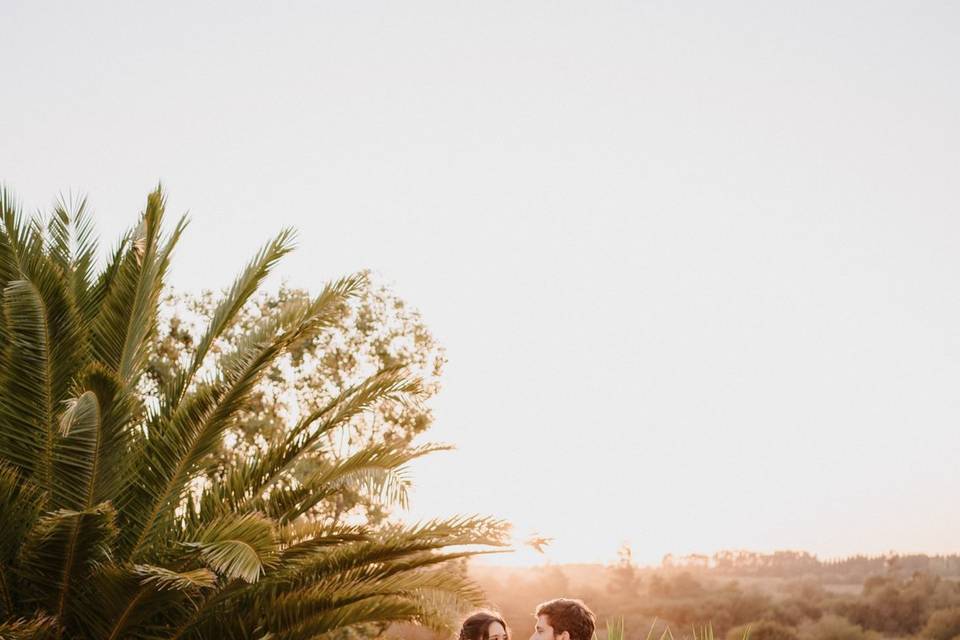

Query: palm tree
0,187,505,639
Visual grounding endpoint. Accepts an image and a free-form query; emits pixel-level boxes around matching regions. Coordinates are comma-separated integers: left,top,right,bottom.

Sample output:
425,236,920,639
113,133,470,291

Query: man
529,598,596,640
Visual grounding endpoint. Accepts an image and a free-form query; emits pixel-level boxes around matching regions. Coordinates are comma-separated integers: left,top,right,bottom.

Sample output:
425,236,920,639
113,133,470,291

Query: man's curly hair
535,598,595,640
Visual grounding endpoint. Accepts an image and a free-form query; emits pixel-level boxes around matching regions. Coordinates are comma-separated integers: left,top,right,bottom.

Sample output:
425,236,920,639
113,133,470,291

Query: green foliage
798,614,872,640
835,572,945,635
0,187,506,639
638,574,771,633
921,607,960,640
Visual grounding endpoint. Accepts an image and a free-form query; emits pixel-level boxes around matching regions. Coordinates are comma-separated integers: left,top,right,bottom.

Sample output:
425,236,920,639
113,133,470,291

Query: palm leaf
47,194,99,325
121,276,366,561
261,441,449,522
0,189,24,293
0,614,59,640
184,512,278,583
86,231,131,328
275,522,370,563
90,188,185,385
74,364,136,502
261,567,485,637
197,367,424,521
15,504,117,619
52,391,101,510
132,565,217,592
0,463,44,618
78,564,209,640
0,275,85,484
264,516,508,593
120,330,293,561
266,595,430,640
161,229,296,412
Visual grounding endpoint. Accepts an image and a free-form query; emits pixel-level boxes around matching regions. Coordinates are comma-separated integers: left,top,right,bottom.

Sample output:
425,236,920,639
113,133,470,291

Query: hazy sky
3,1,959,566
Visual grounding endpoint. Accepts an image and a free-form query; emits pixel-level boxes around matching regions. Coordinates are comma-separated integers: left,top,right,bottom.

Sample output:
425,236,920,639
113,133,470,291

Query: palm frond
266,595,428,640
90,188,185,385
120,324,294,561
52,391,101,510
264,516,508,593
261,566,485,637
77,563,208,640
261,441,449,522
15,503,117,618
184,512,279,583
0,274,85,484
121,276,367,561
132,565,217,592
74,364,136,503
47,194,99,325
0,188,25,292
0,614,59,640
276,522,370,563
288,365,423,446
162,229,296,412
86,231,131,327
0,463,44,618
197,367,424,520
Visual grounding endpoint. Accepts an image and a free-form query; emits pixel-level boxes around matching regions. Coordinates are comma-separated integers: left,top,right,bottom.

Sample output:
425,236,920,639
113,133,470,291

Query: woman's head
459,611,509,640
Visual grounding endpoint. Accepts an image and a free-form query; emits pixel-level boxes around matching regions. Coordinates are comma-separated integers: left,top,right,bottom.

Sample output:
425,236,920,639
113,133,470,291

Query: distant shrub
772,598,823,627
648,572,705,598
836,577,926,635
800,614,868,640
727,621,798,640
922,607,960,640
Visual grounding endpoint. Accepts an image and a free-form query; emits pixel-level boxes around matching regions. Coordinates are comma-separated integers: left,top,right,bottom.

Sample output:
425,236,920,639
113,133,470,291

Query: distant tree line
664,551,960,582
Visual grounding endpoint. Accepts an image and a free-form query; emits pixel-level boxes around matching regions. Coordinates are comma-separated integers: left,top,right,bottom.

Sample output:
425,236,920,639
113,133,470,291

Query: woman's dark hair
459,611,509,640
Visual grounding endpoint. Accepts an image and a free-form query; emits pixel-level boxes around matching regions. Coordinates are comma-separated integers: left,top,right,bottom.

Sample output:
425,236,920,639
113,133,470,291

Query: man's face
530,615,567,640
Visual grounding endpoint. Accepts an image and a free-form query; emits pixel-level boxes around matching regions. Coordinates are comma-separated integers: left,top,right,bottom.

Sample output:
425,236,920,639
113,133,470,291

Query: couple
458,597,595,640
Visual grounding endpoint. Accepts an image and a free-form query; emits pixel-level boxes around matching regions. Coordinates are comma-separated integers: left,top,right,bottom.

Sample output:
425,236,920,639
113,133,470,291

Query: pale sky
3,1,959,567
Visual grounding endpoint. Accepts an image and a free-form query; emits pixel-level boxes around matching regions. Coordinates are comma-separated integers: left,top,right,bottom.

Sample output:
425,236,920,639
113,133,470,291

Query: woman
458,611,509,640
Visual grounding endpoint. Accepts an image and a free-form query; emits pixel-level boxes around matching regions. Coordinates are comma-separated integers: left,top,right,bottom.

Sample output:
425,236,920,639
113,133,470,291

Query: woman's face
487,621,508,640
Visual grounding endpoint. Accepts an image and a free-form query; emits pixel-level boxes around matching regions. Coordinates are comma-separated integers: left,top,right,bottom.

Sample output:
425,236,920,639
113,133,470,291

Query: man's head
529,598,596,640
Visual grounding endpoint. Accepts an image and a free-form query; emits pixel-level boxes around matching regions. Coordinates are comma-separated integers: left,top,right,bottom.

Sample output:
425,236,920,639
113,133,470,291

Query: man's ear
557,632,570,640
